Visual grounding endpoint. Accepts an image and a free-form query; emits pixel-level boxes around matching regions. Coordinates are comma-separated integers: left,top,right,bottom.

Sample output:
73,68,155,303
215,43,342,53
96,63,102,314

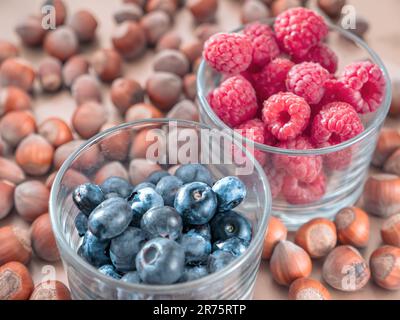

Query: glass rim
49,118,272,294
197,19,392,156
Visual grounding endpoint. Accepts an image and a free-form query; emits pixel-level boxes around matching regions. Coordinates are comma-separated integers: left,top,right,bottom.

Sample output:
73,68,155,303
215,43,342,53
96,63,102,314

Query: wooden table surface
0,0,399,300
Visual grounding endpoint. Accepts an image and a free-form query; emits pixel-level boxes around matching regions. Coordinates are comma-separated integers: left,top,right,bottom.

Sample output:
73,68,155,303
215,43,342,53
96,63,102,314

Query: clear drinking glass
197,20,392,230
50,119,271,300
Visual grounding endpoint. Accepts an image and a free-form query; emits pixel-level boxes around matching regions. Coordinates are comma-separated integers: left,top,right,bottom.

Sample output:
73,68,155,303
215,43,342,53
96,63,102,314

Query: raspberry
274,8,328,57
235,118,267,165
264,128,277,146
311,102,364,145
295,43,338,74
208,75,258,127
319,79,364,111
262,92,311,141
264,162,285,199
286,62,330,105
251,58,294,102
318,141,353,171
203,33,253,75
243,22,280,70
273,136,323,183
340,61,386,113
282,173,326,205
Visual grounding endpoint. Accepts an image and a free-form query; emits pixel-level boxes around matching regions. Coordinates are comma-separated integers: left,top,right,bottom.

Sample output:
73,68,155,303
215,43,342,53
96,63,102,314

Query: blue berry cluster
73,164,251,285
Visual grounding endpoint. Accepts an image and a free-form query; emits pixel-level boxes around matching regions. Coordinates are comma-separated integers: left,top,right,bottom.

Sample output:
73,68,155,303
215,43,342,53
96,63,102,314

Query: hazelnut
92,48,123,83
322,245,370,291
317,0,346,19
53,140,100,170
62,55,90,88
370,245,400,290
0,136,10,156
130,128,166,159
294,218,337,258
38,57,63,92
194,23,220,43
363,174,400,218
0,58,36,92
335,207,370,248
186,0,218,23
0,111,36,147
30,280,71,300
44,26,79,62
0,226,32,265
168,164,180,175
94,161,130,185
146,72,183,110
69,10,98,43
15,15,47,47
71,74,102,105
129,158,162,185
288,277,331,300
0,40,19,64
167,99,199,122
372,128,400,167
72,101,107,139
383,148,400,176
153,49,190,77
15,134,54,176
381,213,400,247
99,122,132,161
38,117,73,148
0,180,15,219
180,40,203,65
0,86,32,116
42,0,67,26
31,213,60,262
111,78,145,115
271,0,302,16
123,0,146,7
0,157,26,184
15,180,50,222
192,57,202,74
269,240,312,286
183,73,197,101
112,21,147,60
389,78,400,117
46,168,89,189
156,31,182,52
241,0,270,24
262,216,287,260
33,62,61,90
125,103,163,122
113,3,144,24
146,0,178,16
0,262,34,300
140,11,171,46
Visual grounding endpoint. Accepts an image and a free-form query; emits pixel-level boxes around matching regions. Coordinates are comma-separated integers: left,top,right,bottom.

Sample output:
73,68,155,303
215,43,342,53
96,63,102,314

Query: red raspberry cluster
203,8,386,205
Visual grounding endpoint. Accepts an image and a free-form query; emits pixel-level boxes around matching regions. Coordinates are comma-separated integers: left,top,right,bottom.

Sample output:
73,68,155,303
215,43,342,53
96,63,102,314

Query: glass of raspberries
198,7,391,230
50,119,271,300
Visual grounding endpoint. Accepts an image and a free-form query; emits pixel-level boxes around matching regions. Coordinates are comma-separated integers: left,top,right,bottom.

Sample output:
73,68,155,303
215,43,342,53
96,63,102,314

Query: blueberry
155,175,183,206
180,232,211,265
121,271,141,284
104,192,121,199
174,182,217,225
174,164,214,186
212,176,246,212
72,183,104,215
146,170,170,184
133,182,156,192
88,197,133,240
136,238,185,285
140,206,182,241
184,224,212,242
179,265,208,283
98,264,121,280
207,250,235,273
128,187,164,226
100,176,132,198
78,231,111,267
110,227,147,272
75,212,88,237
213,237,249,256
210,211,252,242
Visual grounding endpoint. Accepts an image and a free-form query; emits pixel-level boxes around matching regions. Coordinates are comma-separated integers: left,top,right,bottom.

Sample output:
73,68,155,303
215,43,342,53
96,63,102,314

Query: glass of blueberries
50,120,271,300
